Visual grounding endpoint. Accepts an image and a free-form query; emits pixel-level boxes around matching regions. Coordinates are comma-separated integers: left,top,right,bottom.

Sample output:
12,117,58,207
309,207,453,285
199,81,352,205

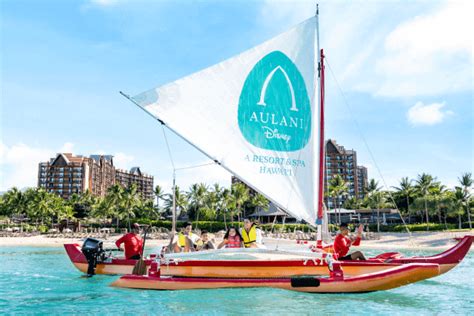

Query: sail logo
238,51,311,152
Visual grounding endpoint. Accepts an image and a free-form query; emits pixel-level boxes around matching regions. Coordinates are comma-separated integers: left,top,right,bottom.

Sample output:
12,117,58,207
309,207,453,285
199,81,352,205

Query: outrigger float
110,256,441,293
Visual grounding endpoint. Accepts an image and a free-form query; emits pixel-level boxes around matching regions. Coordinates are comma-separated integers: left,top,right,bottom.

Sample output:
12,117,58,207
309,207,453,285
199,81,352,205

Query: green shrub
367,223,456,232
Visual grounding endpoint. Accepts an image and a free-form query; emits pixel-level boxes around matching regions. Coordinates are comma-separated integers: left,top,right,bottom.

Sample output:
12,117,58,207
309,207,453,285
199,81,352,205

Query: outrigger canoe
111,262,440,293
64,235,473,277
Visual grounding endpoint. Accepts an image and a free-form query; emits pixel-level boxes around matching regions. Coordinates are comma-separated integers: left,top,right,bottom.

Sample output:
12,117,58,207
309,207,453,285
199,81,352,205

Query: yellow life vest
178,232,187,247
241,225,257,248
178,232,201,248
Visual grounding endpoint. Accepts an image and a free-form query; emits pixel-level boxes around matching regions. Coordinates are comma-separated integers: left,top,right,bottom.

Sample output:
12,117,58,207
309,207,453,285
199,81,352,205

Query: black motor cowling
81,238,105,276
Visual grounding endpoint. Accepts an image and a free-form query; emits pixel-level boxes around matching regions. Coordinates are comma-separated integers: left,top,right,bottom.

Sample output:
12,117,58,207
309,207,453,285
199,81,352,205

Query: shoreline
0,230,472,251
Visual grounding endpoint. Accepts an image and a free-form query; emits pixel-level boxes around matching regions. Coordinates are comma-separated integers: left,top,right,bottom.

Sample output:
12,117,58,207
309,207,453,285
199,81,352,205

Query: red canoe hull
111,263,440,293
64,235,472,277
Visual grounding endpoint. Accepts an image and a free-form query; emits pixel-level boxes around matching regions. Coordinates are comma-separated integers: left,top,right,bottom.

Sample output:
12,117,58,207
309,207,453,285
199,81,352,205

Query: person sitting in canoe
172,222,200,252
334,223,366,261
196,230,215,251
115,223,143,260
240,218,263,248
218,227,243,249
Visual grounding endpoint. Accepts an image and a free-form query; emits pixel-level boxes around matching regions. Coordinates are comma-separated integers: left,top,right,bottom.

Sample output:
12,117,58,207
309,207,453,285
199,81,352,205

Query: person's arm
137,236,144,255
217,239,227,249
256,229,263,244
351,236,361,246
115,235,125,249
351,225,363,246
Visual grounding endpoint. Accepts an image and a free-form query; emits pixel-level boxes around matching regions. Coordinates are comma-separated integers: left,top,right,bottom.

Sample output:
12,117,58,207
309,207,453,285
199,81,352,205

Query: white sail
132,17,320,225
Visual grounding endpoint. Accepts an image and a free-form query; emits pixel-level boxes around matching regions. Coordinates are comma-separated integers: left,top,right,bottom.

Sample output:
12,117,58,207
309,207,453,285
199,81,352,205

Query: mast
172,171,177,234
316,4,325,248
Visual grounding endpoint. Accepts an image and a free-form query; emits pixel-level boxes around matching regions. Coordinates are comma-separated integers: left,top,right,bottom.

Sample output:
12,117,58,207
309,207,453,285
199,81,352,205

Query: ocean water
0,246,472,315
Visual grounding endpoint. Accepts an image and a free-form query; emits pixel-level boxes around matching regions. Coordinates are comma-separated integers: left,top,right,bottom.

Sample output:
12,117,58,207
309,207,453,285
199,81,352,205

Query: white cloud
176,163,231,191
60,142,75,153
258,1,472,98
89,0,119,7
113,152,135,170
0,142,58,191
407,101,452,126
151,161,232,194
374,1,472,97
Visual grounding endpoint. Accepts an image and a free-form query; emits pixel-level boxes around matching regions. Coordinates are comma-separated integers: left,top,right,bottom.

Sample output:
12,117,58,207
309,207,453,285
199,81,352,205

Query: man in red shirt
333,223,366,260
115,223,143,260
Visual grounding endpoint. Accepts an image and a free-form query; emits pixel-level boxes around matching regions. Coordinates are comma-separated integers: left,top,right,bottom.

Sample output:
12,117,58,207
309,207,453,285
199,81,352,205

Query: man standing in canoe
334,223,366,260
115,223,143,260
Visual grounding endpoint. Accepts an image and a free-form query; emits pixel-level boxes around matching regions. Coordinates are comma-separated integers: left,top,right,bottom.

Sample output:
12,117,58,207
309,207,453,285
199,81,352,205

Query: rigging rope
161,125,176,172
175,162,216,171
324,58,414,244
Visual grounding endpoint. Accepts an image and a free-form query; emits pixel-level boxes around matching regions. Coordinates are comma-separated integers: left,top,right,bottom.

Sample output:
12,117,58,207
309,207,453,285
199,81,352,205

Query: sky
1,0,472,194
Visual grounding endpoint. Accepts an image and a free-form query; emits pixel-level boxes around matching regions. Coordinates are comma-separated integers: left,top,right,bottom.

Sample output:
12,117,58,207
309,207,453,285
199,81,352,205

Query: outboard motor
81,238,105,277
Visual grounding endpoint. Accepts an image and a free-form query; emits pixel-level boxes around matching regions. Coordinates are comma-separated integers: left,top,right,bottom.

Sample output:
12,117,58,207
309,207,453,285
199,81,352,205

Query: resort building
89,155,116,198
38,153,153,200
115,167,154,200
325,139,368,208
356,166,368,200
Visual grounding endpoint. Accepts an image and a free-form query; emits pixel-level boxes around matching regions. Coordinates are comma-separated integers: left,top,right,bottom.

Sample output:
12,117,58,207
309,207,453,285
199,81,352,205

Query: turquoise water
0,247,472,315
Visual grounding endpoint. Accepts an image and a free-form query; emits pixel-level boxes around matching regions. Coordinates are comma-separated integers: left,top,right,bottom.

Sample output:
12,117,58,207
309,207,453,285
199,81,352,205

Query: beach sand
0,230,472,251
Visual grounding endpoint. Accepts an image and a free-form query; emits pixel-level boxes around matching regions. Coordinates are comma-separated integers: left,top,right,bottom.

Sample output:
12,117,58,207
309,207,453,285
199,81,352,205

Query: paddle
132,225,150,275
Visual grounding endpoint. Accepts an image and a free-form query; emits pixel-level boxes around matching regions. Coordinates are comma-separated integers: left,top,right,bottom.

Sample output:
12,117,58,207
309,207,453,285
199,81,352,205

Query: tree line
0,182,269,231
1,172,472,232
329,172,473,230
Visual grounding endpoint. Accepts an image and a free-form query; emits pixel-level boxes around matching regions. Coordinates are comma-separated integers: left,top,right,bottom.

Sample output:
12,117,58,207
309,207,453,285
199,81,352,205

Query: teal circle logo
238,51,311,152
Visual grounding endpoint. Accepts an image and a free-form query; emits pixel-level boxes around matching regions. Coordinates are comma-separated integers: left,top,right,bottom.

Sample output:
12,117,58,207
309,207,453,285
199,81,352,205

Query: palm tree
415,173,435,229
74,190,96,219
342,196,363,210
218,187,234,230
58,204,75,228
428,182,446,225
250,193,269,214
154,185,165,215
202,188,218,221
367,191,393,232
121,184,141,231
328,175,348,225
438,190,454,229
367,179,381,195
230,183,250,224
393,177,415,223
164,185,188,220
27,188,55,227
187,183,208,224
1,187,27,222
458,172,472,229
92,198,113,226
136,199,157,220
106,184,124,229
452,187,466,229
